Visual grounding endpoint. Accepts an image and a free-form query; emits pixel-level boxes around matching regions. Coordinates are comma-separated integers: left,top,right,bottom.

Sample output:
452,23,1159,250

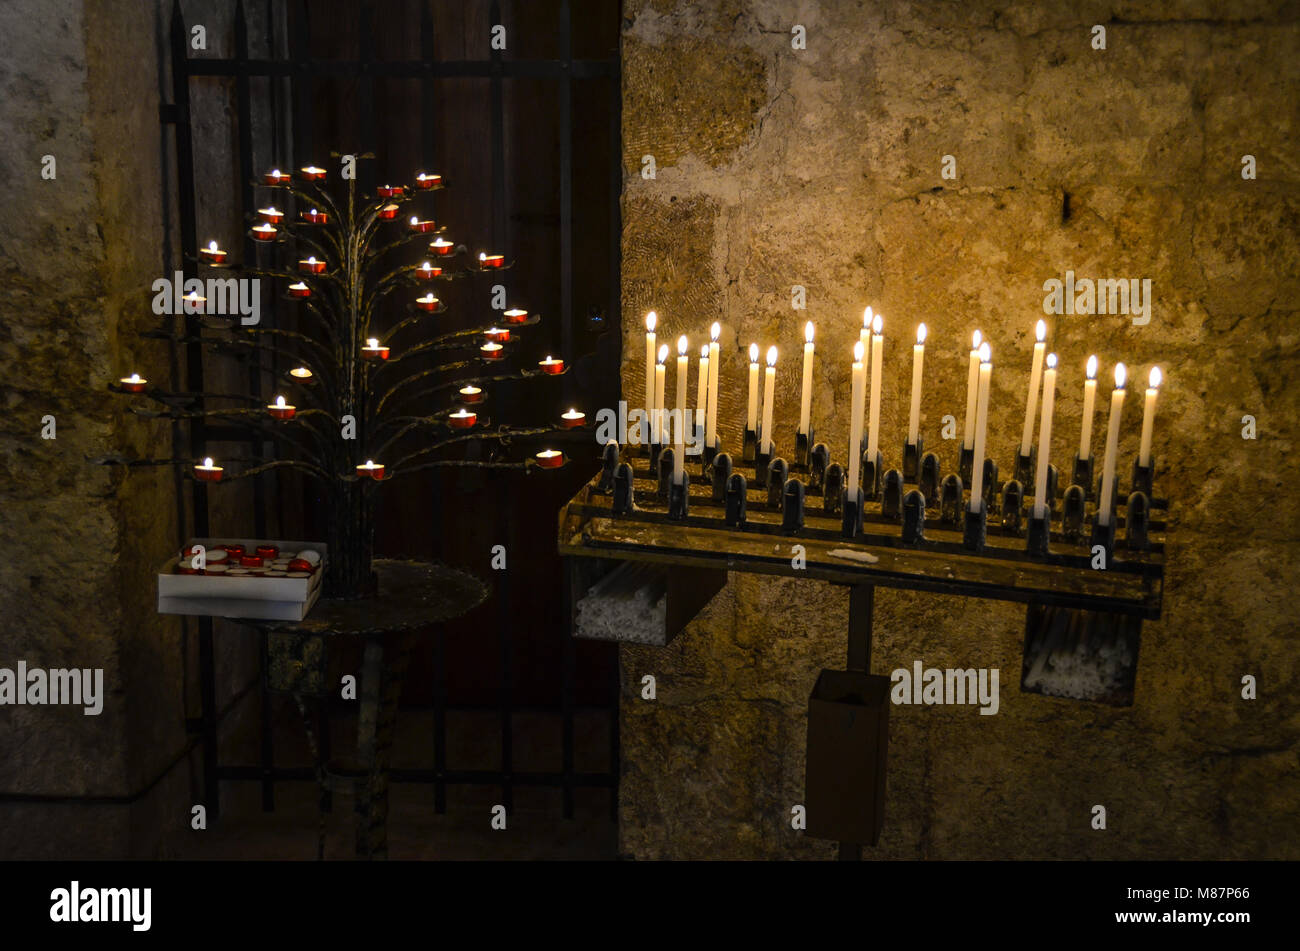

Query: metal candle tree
104,155,572,599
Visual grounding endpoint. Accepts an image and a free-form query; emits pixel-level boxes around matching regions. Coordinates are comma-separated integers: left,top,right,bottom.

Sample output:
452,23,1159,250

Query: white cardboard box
157,538,327,621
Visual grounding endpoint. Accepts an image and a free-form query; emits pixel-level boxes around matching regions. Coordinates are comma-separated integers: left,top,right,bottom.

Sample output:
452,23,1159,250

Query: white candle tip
1086,354,1098,379
1115,363,1127,388
972,329,982,349
645,311,657,332
658,344,669,363
1046,353,1057,369
749,343,759,363
916,323,927,344
805,321,815,343
700,344,709,358
678,335,688,355
711,321,721,340
978,342,991,362
853,340,864,362
872,314,883,334
1149,366,1162,389
766,345,778,367
1035,319,1047,341
863,306,872,326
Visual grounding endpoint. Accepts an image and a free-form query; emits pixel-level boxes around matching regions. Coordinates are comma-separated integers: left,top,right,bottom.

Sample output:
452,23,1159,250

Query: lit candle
200,240,226,264
362,338,390,361
1020,319,1047,457
1078,354,1098,458
268,395,296,420
561,408,586,429
1033,354,1058,518
301,208,327,224
289,366,313,381
194,457,223,482
119,373,147,393
859,307,873,362
409,215,435,233
674,336,689,483
415,261,439,279
182,290,206,314
479,252,505,269
484,327,510,344
459,385,483,403
907,323,926,445
356,459,385,480
288,281,311,299
257,206,283,224
696,344,710,441
799,321,815,437
654,344,668,445
298,256,326,274
538,356,565,375
263,168,289,185
503,307,528,324
448,408,477,429
1139,367,1161,468
761,346,778,454
848,340,865,492
429,237,455,256
706,322,721,448
378,203,401,220
963,330,982,450
299,165,327,181
252,223,277,241
416,294,440,312
376,184,403,198
480,342,504,360
535,449,565,469
746,343,760,433
644,312,657,418
415,171,442,189
1097,363,1127,526
866,314,884,459
969,343,993,511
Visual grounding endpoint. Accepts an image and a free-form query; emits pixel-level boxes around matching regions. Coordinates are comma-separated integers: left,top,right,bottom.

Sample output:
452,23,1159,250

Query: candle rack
560,438,1166,858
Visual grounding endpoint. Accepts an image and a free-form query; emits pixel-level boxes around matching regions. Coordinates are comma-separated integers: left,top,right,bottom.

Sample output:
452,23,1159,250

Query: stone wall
617,0,1300,859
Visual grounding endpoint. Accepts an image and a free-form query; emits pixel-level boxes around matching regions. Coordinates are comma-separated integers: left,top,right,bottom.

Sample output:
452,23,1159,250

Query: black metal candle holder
940,474,963,525
795,429,813,468
958,445,974,488
881,470,904,520
668,471,689,520
808,442,830,493
612,462,634,515
1131,457,1154,497
711,451,733,501
1014,447,1035,485
782,479,805,533
901,489,926,543
861,449,884,501
1089,513,1117,561
1026,510,1051,556
1062,485,1086,541
919,452,941,507
767,458,789,508
902,437,923,483
1001,480,1024,534
962,500,987,551
1072,453,1095,498
754,443,772,488
742,427,758,464
598,441,620,492
981,458,999,513
702,441,720,471
725,472,747,526
656,447,675,500
1125,490,1150,550
823,464,843,516
842,485,864,538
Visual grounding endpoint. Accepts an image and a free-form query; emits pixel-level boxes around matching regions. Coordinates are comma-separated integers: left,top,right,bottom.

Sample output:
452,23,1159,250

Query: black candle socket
612,462,635,515
1131,457,1154,497
597,441,620,492
742,427,757,464
1026,510,1051,557
667,473,689,520
902,489,926,543
1090,514,1116,562
724,472,748,526
711,451,733,501
862,449,884,501
940,474,963,525
958,445,974,489
1014,447,1035,486
842,486,864,538
795,429,813,468
919,452,941,507
1072,453,1095,498
767,458,789,508
782,479,806,533
902,437,923,483
1125,490,1151,550
1001,479,1024,534
656,448,675,500
823,464,844,516
808,442,830,494
962,501,987,551
1062,485,1086,541
648,440,662,475
882,469,904,519
702,441,719,472
754,444,772,488
981,458,999,513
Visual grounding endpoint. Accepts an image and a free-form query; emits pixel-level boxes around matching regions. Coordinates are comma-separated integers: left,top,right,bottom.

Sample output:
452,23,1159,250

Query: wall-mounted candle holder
1014,447,1035,486
823,464,843,516
861,450,884,501
1072,453,1095,499
1001,480,1024,534
767,458,789,508
1062,485,1086,541
668,472,689,520
902,489,925,543
598,441,620,492
842,486,864,538
1038,464,1059,516
958,445,974,488
808,443,830,494
981,458,999,513
1131,458,1154,497
1026,511,1051,557
783,479,805,533
920,452,941,508
940,474,963,525
963,499,987,551
1125,491,1150,550
725,473,747,526
902,438,923,483
656,448,675,500
882,469,904,520
754,444,772,488
742,427,757,464
711,452,733,501
612,462,634,515
795,429,814,468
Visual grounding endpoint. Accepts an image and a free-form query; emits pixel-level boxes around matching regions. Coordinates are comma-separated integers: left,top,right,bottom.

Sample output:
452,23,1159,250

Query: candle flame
421,261,431,269
410,216,420,225
208,240,218,251
872,314,883,335
711,321,721,341
805,321,815,344
700,344,709,358
972,329,982,349
128,373,141,383
646,311,657,332
1035,319,1047,342
1115,362,1127,388
275,395,286,407
291,366,311,378
366,460,375,467
916,323,927,345
1149,366,1162,389
853,340,865,363
1046,353,1058,370
766,345,778,367
678,335,688,356
863,306,873,327
1086,354,1098,379
978,342,991,363
310,208,318,216
271,169,280,176
749,343,759,363
367,338,379,348
480,252,488,261
203,457,214,468
658,343,669,363
568,408,578,415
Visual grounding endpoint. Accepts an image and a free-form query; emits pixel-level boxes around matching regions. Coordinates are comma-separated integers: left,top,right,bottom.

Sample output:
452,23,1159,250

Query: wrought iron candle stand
560,433,1166,859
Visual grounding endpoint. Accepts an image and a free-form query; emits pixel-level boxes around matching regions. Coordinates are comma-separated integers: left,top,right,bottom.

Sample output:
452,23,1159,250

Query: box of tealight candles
157,538,327,621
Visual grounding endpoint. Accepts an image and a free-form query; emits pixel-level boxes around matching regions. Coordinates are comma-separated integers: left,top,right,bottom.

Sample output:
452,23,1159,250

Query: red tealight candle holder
301,208,328,224
480,342,504,360
263,169,290,185
414,172,442,189
378,203,401,220
502,308,529,325
484,327,510,344
194,458,224,482
448,409,477,429
362,340,390,361
299,166,327,181
538,356,565,375
257,206,284,224
376,184,403,198
535,449,565,469
560,409,586,429
119,374,147,393
429,238,455,256
268,396,296,420
479,252,505,269
409,216,436,234
288,558,314,573
200,242,227,264
255,545,279,560
221,544,245,558
240,555,264,569
298,257,326,274
458,385,483,403
415,261,441,280
416,294,441,312
252,223,277,241
356,461,386,480
288,282,311,299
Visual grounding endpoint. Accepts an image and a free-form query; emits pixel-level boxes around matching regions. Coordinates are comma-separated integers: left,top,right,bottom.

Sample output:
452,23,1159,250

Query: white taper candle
799,321,815,436
746,343,759,432
1034,354,1058,518
761,346,777,453
907,323,926,444
1139,366,1161,467
1078,354,1098,458
866,313,884,459
848,341,865,492
969,342,993,510
1020,319,1047,456
963,330,982,450
706,322,720,448
1097,363,1127,526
